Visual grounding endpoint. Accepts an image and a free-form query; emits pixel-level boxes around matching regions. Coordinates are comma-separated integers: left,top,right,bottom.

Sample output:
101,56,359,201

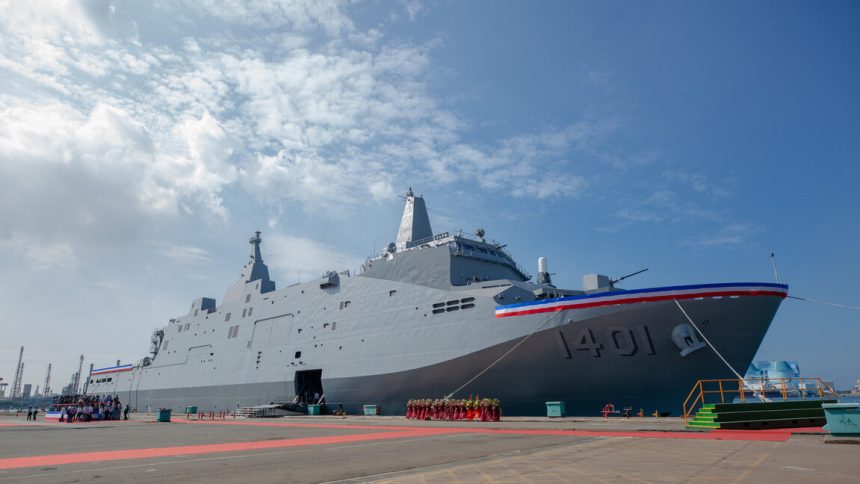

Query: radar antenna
609,268,649,288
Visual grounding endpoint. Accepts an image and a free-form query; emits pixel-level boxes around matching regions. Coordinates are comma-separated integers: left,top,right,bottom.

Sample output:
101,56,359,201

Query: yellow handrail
682,377,840,422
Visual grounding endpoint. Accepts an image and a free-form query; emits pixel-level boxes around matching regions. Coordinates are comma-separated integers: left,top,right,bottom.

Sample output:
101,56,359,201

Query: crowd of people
406,397,502,421
52,395,130,422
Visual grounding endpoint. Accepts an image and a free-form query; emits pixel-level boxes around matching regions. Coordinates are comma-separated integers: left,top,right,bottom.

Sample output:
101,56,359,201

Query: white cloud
183,0,354,34
615,207,665,223
368,180,396,201
150,111,239,219
0,0,145,96
265,233,363,283
0,99,237,231
663,170,732,198
0,0,640,275
402,0,425,21
511,175,588,199
683,223,760,249
0,232,77,270
159,244,211,264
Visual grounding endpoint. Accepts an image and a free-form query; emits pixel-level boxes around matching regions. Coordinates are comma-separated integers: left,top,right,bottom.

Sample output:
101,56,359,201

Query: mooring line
787,295,860,311
673,299,767,402
444,310,562,399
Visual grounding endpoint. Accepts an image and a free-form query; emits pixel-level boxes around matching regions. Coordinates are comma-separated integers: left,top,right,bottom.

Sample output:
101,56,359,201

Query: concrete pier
1,413,857,483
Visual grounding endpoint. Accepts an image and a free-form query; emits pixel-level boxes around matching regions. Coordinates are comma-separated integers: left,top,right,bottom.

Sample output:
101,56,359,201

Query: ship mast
395,188,433,250
223,231,276,304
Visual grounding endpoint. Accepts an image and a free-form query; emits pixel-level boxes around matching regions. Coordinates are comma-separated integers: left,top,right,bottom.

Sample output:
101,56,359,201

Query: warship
87,190,788,415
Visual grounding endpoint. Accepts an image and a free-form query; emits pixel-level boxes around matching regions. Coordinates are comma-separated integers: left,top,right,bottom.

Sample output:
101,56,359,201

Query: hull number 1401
557,325,656,358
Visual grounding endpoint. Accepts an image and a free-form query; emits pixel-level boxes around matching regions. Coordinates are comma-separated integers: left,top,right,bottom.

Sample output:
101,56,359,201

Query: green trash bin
363,404,379,416
157,408,172,422
546,401,565,418
822,403,860,436
185,406,198,414
307,404,321,416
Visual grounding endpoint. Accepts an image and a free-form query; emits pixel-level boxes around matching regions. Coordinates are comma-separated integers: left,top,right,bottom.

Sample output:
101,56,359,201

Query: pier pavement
0,413,858,483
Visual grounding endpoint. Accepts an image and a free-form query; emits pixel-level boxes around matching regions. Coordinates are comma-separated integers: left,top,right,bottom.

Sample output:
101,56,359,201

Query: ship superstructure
87,190,788,415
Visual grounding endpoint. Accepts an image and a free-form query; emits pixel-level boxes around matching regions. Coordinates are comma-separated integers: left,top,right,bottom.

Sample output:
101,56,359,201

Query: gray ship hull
116,293,781,416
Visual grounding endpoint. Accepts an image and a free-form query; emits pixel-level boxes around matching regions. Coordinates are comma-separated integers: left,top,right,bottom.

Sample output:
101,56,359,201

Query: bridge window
225,312,231,322
245,294,251,303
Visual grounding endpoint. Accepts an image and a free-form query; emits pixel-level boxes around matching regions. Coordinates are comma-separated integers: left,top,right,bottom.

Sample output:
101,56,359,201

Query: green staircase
686,400,836,430
687,403,719,429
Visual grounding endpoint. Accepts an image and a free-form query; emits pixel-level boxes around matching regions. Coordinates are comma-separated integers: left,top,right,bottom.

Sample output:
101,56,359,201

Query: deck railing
682,377,840,422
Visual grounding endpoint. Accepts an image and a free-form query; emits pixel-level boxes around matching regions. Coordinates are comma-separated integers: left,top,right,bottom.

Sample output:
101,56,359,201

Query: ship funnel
395,188,433,250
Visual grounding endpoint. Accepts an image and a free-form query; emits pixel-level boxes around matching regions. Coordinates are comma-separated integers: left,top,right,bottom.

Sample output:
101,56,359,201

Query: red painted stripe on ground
172,417,423,432
0,420,799,471
445,428,791,442
0,429,447,470
174,418,792,442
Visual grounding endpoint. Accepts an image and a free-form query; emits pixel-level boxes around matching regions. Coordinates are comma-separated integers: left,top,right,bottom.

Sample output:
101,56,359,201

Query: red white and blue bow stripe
91,364,134,376
495,282,788,318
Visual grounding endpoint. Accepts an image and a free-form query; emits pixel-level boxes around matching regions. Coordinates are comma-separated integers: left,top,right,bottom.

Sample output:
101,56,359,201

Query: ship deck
1,413,857,483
